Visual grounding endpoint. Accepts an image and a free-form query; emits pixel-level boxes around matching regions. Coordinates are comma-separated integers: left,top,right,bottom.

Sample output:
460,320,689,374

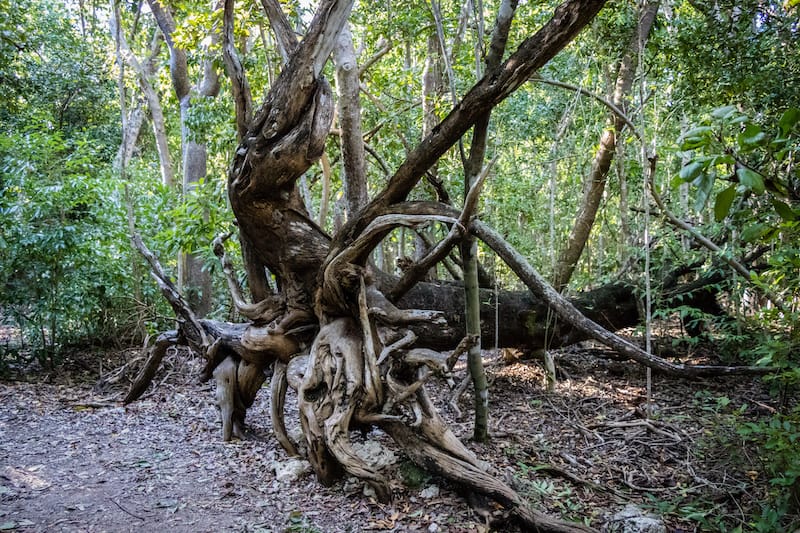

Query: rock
271,458,311,482
351,440,398,469
602,504,666,533
420,485,440,499
427,522,439,532
362,483,377,499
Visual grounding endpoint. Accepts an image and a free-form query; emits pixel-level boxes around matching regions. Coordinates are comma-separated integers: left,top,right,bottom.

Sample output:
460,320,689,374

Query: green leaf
711,154,735,166
771,199,797,221
669,175,684,190
779,108,800,135
680,136,710,150
694,173,716,211
736,167,765,194
737,124,767,148
679,161,705,182
682,126,713,138
714,185,736,221
741,224,768,242
711,105,737,119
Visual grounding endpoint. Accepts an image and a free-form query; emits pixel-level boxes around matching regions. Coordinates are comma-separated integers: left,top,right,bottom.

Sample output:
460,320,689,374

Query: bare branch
212,233,282,321
259,0,298,62
222,0,253,139
531,76,642,141
472,220,777,378
387,156,497,301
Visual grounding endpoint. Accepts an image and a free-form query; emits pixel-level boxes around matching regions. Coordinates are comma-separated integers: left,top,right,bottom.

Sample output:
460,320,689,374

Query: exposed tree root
382,419,597,532
123,331,178,404
271,361,299,456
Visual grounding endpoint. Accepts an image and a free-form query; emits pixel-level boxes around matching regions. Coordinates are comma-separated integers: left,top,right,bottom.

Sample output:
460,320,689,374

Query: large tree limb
335,0,607,248
472,220,777,377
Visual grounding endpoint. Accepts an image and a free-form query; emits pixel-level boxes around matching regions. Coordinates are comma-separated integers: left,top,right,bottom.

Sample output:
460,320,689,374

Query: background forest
1,0,799,530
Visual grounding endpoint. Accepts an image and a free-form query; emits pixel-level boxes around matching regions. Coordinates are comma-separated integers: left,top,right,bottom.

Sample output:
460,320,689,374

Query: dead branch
123,330,178,404
387,156,496,301
222,0,253,139
472,220,778,378
530,76,641,141
212,233,282,322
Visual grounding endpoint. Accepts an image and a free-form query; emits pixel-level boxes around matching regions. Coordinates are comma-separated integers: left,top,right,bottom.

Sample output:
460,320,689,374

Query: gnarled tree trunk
124,1,770,531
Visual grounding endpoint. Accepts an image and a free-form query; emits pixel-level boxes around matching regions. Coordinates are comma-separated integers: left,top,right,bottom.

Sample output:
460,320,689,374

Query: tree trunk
115,99,145,170
333,23,368,219
148,0,219,316
458,0,518,442
551,0,660,292
110,6,175,187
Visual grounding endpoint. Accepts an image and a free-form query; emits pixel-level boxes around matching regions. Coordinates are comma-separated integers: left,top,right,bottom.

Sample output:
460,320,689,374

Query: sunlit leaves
676,105,798,217
779,108,800,135
737,124,766,149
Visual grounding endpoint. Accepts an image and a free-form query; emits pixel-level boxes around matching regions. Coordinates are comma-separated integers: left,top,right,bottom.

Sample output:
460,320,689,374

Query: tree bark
115,99,145,170
333,23,368,219
551,0,660,292
110,6,175,187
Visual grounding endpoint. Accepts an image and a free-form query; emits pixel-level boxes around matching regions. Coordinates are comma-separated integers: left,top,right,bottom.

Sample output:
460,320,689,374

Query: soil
0,337,780,532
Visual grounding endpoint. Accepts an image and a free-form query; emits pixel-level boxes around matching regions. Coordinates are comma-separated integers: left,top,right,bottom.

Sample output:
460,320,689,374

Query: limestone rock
602,504,666,533
271,458,312,482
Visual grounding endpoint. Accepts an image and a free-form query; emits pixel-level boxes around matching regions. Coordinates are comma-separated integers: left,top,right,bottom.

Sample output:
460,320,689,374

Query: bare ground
0,338,781,532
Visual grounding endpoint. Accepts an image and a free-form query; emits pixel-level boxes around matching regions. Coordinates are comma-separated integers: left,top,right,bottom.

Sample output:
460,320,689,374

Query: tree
122,0,779,530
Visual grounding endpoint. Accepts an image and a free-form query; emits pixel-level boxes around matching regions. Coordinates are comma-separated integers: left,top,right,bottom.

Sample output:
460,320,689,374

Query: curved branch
222,0,253,139
531,76,642,141
387,156,496,301
212,233,282,321
344,213,461,267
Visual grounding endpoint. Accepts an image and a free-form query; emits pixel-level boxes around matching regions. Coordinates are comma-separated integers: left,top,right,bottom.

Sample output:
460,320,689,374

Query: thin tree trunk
110,5,175,186
551,0,659,291
148,0,220,316
460,0,518,442
333,23,368,219
115,100,145,169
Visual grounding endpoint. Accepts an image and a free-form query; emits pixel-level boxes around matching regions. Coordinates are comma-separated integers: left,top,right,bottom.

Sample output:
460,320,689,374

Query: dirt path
0,344,776,532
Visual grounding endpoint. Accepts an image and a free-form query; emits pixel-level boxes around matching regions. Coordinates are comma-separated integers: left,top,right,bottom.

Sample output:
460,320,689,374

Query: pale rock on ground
602,504,667,533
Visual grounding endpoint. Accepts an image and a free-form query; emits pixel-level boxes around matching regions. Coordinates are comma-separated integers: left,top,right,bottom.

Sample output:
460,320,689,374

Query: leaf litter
0,338,785,531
